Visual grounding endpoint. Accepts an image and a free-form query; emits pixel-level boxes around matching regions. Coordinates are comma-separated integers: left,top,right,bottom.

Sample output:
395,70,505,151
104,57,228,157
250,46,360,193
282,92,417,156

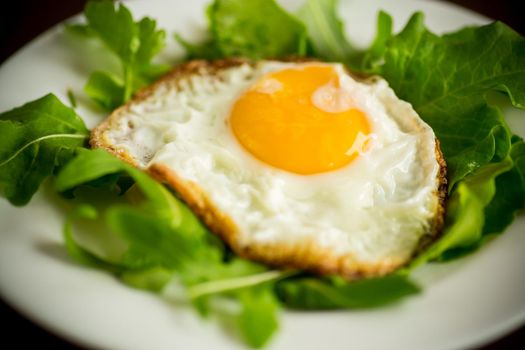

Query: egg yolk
229,64,370,175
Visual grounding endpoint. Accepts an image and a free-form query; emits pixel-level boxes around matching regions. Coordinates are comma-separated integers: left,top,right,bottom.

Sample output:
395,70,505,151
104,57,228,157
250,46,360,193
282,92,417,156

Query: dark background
0,0,524,349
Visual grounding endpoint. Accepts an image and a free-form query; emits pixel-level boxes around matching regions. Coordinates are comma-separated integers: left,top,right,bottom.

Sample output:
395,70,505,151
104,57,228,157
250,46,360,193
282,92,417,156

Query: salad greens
57,148,287,347
1,0,525,348
365,13,524,189
177,0,309,60
54,146,418,347
276,274,420,310
360,13,525,261
0,94,88,206
297,0,360,65
67,1,170,110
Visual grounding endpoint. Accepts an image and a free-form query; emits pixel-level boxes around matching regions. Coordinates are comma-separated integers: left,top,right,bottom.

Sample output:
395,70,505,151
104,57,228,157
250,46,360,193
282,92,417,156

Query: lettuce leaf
352,12,525,261
0,94,88,206
68,0,170,110
177,0,309,60
297,0,357,64
366,13,525,188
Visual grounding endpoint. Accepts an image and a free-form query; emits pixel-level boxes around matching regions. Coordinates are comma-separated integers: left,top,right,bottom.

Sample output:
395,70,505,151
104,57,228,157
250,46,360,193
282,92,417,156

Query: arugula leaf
174,34,223,61
63,201,175,292
367,13,524,187
186,260,283,318
83,71,124,111
63,204,122,272
120,267,174,293
188,269,293,300
105,203,224,279
178,0,308,60
276,274,420,310
84,1,138,62
56,149,205,267
64,23,94,37
56,149,219,275
187,266,288,346
71,0,169,110
58,150,216,274
0,94,88,206
297,0,357,64
67,89,77,108
237,286,279,349
56,149,285,347
56,149,176,209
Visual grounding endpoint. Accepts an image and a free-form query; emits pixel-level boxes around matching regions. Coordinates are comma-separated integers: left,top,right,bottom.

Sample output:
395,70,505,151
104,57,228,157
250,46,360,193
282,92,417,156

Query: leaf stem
0,133,88,168
187,270,297,299
308,0,348,60
123,65,134,102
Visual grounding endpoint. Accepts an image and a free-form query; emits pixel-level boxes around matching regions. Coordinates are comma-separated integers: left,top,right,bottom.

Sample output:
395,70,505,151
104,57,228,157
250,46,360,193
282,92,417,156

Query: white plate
1,1,524,349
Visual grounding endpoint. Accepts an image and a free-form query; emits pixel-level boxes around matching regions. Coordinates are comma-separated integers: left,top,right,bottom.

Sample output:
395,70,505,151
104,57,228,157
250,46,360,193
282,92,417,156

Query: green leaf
186,263,287,347
354,13,525,263
297,0,356,64
63,204,121,272
84,0,138,64
134,63,171,86
275,274,420,310
120,267,173,292
368,13,524,187
174,34,223,61
84,71,124,111
237,286,279,349
135,17,166,66
482,139,525,235
56,149,219,274
56,149,178,211
185,259,272,317
64,23,95,37
359,11,393,71
0,94,88,205
56,148,130,192
56,149,286,347
203,0,308,59
187,269,293,300
66,89,77,108
410,158,514,265
73,0,167,109
106,204,205,271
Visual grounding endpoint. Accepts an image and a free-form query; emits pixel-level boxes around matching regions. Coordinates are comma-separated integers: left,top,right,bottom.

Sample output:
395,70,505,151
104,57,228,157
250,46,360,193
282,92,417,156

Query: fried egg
91,59,447,279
